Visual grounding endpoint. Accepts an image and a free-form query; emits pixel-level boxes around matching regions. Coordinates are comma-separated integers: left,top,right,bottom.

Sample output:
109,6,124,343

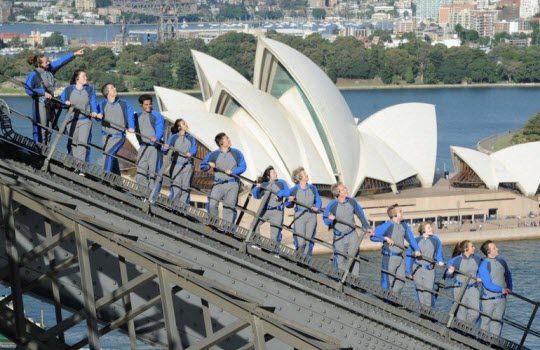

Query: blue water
1,88,540,348
344,87,540,172
3,87,540,171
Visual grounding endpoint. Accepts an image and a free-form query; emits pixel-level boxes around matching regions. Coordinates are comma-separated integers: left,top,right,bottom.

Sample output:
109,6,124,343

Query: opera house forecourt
145,36,540,250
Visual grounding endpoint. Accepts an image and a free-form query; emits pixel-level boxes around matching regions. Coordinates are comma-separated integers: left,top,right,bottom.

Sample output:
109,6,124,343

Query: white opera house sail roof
450,143,540,196
153,37,438,196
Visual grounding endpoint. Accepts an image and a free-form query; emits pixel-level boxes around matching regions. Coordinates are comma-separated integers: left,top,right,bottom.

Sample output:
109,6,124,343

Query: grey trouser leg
254,209,284,241
37,102,50,144
333,232,360,275
383,255,406,293
294,212,316,255
136,145,158,189
413,268,435,307
481,298,506,335
208,182,239,224
170,163,193,204
72,119,91,162
455,287,480,324
101,135,125,175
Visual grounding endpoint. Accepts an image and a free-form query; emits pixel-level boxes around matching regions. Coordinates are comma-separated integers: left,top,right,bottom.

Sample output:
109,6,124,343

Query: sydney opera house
153,37,438,196
144,35,540,227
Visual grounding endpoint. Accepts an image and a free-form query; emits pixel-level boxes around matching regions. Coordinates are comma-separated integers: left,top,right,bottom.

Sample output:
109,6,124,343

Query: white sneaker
78,172,85,177
250,245,261,250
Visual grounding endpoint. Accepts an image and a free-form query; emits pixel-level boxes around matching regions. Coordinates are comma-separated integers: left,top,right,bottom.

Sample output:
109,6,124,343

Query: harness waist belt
334,228,354,237
481,294,506,300
414,263,434,270
382,249,403,257
102,131,124,138
455,280,478,289
214,178,238,184
266,204,284,211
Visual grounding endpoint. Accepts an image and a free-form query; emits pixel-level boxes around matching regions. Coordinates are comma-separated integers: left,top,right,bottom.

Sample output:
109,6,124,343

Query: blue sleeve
313,186,322,210
154,112,165,142
353,201,370,229
164,134,175,152
446,256,460,278
405,245,413,275
323,200,335,227
60,86,70,103
49,52,75,73
189,134,197,155
370,221,391,242
25,71,44,97
285,185,296,208
252,186,263,199
126,102,135,130
478,261,503,293
89,86,98,114
405,223,421,251
97,100,104,114
200,151,214,172
276,180,289,198
434,236,444,263
231,149,246,176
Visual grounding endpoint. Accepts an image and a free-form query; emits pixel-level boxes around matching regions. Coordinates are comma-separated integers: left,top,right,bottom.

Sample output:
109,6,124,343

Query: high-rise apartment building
519,0,539,18
75,0,96,11
416,0,449,20
473,10,498,37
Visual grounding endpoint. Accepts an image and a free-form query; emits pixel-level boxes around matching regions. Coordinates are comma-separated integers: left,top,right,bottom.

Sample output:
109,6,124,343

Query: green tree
207,32,256,80
512,111,540,143
86,47,116,71
43,32,64,47
312,8,326,19
219,4,249,20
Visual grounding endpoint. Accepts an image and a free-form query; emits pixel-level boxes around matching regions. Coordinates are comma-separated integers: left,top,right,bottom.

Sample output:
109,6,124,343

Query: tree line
4,31,540,93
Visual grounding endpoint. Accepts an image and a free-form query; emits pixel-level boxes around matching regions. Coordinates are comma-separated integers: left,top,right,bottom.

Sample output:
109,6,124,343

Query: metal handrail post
41,106,75,171
446,275,472,328
519,303,539,347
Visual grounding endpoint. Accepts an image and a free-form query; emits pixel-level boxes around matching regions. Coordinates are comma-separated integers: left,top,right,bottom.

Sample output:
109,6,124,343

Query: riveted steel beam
74,224,100,349
0,185,26,342
158,266,183,349
185,319,249,350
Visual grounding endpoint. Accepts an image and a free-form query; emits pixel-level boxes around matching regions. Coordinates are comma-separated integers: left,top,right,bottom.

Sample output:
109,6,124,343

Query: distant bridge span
0,100,533,349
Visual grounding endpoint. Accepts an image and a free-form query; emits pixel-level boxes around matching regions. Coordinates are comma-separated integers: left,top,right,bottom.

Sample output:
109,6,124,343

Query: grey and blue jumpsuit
25,52,76,144
446,253,482,325
286,184,321,256
165,132,197,204
371,220,421,293
323,197,370,275
97,98,135,175
61,84,98,163
252,179,289,241
478,257,512,335
406,235,444,307
135,110,165,191
200,148,246,224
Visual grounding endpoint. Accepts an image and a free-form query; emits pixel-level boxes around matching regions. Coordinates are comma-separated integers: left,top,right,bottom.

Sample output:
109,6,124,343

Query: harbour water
3,86,540,171
0,88,539,347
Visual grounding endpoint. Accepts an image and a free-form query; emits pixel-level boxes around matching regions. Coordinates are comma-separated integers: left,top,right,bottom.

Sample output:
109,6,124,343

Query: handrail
0,98,537,349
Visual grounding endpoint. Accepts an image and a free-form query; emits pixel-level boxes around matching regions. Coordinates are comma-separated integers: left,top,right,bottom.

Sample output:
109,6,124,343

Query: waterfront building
450,143,540,196
153,37,437,196
75,0,96,11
